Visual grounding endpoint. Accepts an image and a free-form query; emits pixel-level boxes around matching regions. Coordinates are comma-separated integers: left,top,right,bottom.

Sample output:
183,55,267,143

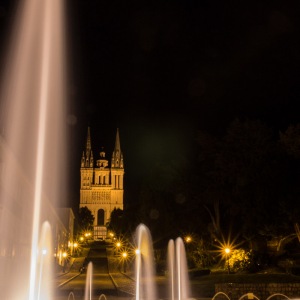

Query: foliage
228,249,252,273
107,208,124,234
280,124,300,159
77,206,94,232
186,237,215,269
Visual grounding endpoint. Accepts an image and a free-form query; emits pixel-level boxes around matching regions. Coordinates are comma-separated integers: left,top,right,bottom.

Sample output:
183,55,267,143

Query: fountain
134,224,192,300
167,238,191,300
0,0,66,298
135,224,157,300
0,0,296,299
84,262,93,300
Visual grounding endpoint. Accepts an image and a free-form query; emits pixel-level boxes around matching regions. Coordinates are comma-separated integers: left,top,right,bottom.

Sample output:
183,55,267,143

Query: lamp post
73,242,78,257
185,236,192,243
62,251,67,273
122,251,128,273
224,247,231,274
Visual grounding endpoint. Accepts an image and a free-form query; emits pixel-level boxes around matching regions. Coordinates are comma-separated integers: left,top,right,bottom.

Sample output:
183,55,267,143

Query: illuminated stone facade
80,127,124,238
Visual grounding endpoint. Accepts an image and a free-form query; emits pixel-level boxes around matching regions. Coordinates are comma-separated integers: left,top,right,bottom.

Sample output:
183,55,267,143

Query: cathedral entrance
97,209,105,226
94,209,106,240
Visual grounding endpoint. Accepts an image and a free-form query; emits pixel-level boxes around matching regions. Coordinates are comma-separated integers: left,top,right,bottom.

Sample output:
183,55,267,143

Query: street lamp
185,236,192,243
122,251,128,273
224,247,231,273
73,242,78,256
62,251,68,273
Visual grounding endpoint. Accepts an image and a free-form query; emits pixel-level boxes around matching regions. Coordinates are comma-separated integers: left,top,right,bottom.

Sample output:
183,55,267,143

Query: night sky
0,0,300,211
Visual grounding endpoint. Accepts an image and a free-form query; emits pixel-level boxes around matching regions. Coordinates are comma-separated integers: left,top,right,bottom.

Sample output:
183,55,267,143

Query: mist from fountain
0,0,66,298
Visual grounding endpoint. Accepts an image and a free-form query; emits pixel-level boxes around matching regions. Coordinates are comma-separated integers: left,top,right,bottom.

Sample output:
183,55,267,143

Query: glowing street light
224,247,231,273
62,251,68,273
224,247,230,254
185,236,192,243
121,251,128,273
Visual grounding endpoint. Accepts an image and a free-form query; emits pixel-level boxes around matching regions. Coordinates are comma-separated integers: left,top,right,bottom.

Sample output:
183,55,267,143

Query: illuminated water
0,0,66,298
135,224,157,300
84,262,93,300
167,238,191,300
0,0,294,299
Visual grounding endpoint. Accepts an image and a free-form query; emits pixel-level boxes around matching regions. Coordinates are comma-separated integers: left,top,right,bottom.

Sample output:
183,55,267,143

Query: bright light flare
84,232,91,238
212,232,243,263
185,236,192,243
224,247,231,254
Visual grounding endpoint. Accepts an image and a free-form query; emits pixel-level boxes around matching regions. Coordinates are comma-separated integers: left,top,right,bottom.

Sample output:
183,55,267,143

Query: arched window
97,209,105,226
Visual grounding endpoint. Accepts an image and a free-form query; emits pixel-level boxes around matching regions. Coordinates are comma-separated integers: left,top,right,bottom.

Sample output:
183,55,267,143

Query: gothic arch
97,209,105,226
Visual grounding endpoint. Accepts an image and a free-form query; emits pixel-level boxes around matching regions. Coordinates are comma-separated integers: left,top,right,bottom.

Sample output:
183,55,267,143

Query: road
53,241,211,300
54,241,135,300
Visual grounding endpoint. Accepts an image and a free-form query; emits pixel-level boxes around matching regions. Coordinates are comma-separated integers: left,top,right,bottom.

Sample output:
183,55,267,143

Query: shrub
227,249,252,273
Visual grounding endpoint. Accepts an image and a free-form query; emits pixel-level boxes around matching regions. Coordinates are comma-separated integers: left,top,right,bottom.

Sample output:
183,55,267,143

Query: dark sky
1,0,300,210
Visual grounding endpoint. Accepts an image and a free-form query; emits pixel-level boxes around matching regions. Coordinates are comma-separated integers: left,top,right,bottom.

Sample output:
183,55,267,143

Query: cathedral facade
80,127,124,239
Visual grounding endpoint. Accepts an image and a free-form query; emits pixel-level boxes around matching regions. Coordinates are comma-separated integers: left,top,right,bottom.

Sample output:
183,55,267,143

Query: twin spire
111,128,124,168
81,127,93,167
81,127,123,169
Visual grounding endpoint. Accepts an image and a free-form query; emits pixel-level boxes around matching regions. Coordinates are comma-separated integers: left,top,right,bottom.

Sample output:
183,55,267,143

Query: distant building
79,127,124,239
0,134,71,268
57,207,75,240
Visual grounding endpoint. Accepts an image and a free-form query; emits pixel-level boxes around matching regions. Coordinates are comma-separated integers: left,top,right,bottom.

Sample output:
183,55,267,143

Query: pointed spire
81,151,85,167
82,126,94,168
86,126,92,152
115,128,121,152
111,128,124,168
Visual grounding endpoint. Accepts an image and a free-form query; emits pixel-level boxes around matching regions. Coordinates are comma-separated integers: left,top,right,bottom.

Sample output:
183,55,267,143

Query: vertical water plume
35,221,53,300
176,237,191,300
0,0,66,298
135,224,157,300
168,239,175,300
167,238,191,300
84,262,93,300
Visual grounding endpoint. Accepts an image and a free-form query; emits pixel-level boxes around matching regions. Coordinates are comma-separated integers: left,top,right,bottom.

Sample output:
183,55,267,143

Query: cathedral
80,127,124,239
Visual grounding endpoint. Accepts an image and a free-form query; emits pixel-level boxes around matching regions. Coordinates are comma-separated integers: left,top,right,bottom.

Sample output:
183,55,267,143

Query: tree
77,206,94,232
280,124,300,159
194,119,291,242
108,208,124,234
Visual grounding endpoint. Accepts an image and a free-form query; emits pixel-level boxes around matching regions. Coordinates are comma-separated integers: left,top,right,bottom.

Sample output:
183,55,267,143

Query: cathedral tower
80,127,124,239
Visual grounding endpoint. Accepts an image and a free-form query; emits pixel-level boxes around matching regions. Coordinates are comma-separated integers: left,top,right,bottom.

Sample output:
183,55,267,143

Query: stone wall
215,283,300,300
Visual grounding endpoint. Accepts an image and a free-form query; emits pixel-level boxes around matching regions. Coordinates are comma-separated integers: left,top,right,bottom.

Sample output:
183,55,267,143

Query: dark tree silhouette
77,206,94,232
